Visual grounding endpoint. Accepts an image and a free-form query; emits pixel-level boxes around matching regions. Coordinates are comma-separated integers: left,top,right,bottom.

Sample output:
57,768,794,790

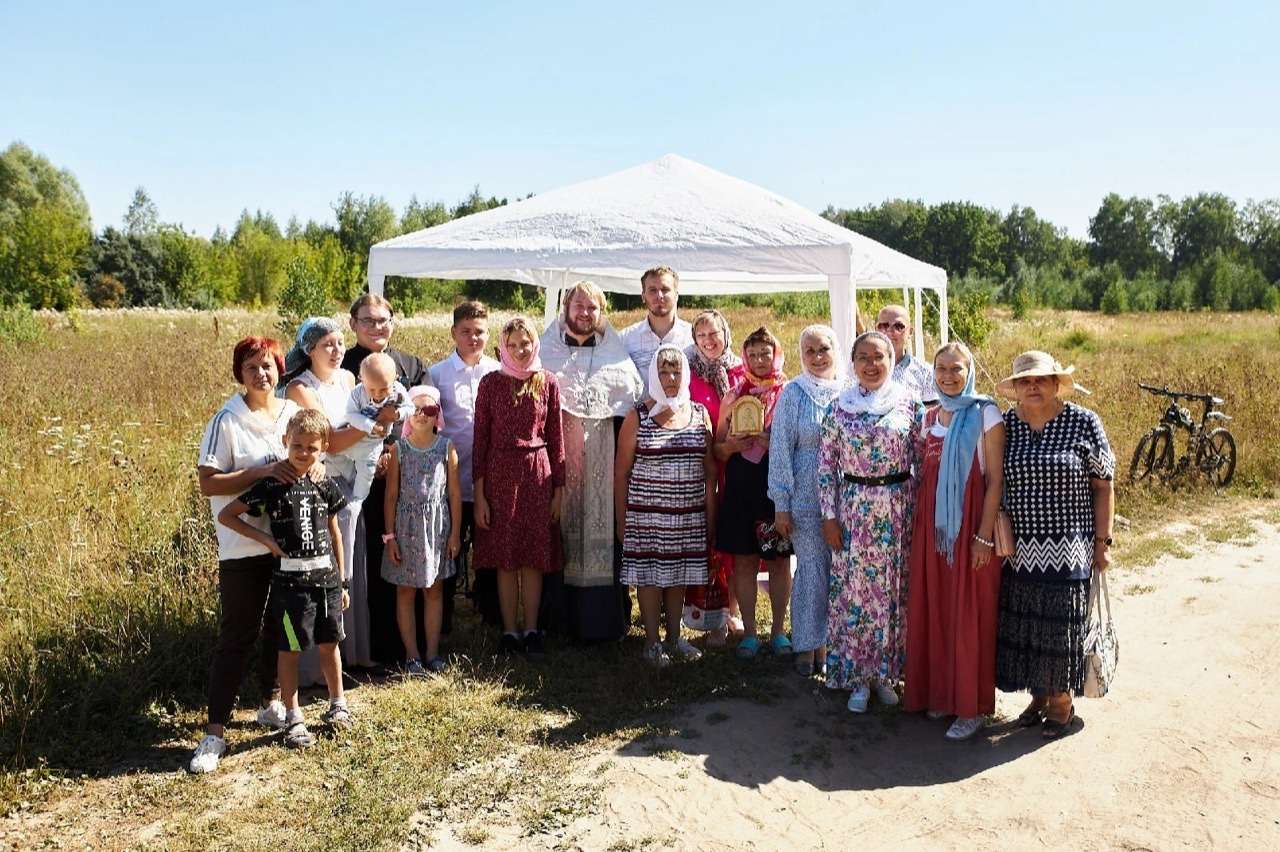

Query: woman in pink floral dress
818,331,923,713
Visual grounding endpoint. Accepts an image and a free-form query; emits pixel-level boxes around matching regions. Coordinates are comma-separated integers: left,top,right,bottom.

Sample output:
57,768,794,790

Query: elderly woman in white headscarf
818,331,924,713
615,345,717,668
768,325,846,677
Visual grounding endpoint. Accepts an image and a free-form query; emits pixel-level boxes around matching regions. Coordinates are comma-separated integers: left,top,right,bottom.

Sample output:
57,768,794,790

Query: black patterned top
1002,402,1114,581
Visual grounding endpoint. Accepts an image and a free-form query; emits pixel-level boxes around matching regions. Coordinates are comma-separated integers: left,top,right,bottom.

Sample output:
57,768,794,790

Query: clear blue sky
3,1,1276,238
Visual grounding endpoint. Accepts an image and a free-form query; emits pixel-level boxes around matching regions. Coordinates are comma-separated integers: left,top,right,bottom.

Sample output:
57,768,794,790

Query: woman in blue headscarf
903,341,1005,741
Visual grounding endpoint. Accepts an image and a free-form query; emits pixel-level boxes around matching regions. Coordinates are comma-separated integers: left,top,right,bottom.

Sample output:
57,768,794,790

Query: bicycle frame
1132,383,1235,487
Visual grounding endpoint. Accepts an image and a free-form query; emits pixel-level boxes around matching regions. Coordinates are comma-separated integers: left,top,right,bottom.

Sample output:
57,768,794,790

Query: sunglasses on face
414,404,440,417
876,321,908,333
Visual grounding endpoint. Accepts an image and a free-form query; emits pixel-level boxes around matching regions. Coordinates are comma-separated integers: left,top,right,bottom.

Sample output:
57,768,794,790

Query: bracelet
972,533,995,548
341,581,350,591
382,532,396,543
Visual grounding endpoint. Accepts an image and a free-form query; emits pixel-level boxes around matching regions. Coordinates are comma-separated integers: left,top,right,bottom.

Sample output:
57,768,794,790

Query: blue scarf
934,365,992,564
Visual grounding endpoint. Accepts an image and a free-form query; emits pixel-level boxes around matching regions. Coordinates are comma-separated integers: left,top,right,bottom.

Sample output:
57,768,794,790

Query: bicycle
1128,382,1236,488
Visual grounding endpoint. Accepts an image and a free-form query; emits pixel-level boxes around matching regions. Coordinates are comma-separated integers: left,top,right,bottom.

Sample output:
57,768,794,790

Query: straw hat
996,350,1090,398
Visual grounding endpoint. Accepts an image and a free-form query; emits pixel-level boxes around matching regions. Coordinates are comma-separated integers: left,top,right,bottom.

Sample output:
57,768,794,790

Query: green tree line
823,195,1280,315
3,141,1278,318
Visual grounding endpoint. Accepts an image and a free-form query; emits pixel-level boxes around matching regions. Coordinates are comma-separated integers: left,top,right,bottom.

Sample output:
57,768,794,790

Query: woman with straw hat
994,350,1115,739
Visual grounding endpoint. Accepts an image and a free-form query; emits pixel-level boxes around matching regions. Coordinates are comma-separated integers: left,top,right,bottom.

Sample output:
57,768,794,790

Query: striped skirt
621,405,710,588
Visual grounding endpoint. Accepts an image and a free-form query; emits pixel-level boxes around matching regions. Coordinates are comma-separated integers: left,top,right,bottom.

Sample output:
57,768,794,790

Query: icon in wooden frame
727,395,765,435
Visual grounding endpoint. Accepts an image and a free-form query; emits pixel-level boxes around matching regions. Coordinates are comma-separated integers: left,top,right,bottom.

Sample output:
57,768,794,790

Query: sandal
793,654,814,677
321,705,353,731
735,636,762,659
769,635,794,657
1016,699,1047,727
1041,704,1076,739
283,721,314,750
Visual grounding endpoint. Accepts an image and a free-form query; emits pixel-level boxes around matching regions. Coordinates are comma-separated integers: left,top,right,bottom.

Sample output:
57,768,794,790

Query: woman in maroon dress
904,342,1005,740
473,316,566,658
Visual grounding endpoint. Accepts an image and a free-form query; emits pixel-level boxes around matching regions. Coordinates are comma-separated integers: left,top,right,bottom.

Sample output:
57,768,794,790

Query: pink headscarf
733,336,786,464
499,325,544,380
401,385,444,437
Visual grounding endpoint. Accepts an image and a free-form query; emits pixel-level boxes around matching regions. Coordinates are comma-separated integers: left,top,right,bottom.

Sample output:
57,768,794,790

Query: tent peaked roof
367,154,949,356
368,153,946,295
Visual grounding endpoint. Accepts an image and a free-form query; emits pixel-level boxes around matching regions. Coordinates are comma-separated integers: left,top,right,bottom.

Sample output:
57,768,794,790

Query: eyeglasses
876,321,908,333
414,404,440,417
357,316,394,328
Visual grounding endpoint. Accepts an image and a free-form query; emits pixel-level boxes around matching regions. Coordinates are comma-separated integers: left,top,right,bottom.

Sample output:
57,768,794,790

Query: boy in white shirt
429,301,500,628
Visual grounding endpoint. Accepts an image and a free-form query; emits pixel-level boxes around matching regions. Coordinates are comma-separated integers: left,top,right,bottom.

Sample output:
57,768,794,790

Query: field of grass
0,305,1276,847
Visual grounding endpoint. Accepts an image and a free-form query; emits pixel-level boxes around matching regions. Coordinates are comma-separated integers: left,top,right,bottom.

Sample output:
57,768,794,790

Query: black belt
843,471,910,486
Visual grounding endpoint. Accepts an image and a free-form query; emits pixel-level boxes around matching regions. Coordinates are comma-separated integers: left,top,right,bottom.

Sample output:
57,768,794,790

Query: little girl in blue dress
381,385,462,674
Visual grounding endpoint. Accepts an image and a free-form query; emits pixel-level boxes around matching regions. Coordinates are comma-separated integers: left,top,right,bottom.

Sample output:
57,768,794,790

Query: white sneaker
188,734,226,774
643,642,671,669
945,715,987,741
667,637,703,661
873,682,899,707
256,699,287,729
847,686,870,713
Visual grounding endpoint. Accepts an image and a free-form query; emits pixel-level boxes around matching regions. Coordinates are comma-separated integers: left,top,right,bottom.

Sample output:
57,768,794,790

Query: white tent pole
913,285,925,358
366,251,386,296
541,270,566,329
938,284,950,346
827,273,856,367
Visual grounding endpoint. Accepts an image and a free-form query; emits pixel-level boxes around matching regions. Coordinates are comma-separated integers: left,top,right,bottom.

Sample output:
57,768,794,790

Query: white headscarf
836,331,907,416
793,324,847,407
648,344,691,417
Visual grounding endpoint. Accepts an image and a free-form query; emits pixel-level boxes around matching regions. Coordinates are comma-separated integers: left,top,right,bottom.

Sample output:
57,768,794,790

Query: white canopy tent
368,154,947,359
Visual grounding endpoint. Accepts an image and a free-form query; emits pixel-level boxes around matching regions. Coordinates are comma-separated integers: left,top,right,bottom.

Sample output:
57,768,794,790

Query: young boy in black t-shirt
218,409,351,749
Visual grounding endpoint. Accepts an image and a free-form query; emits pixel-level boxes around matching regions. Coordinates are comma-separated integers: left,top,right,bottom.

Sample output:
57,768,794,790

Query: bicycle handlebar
1136,382,1222,404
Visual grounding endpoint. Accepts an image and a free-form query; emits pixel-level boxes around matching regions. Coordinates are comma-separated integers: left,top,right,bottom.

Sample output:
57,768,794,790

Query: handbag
1082,571,1119,699
754,520,794,559
994,510,1016,558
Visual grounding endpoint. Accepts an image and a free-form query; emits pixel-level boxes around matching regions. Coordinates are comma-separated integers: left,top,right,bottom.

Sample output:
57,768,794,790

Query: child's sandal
321,706,353,731
283,722,314,749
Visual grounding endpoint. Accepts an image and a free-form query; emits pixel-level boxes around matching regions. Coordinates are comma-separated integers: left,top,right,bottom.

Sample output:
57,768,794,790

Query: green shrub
947,288,995,347
1100,279,1129,314
0,303,44,346
275,256,334,337
1059,328,1098,353
1264,286,1280,314
86,273,126,308
774,291,829,317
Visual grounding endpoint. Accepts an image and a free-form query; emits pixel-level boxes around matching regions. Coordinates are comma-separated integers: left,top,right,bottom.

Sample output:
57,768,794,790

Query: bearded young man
620,266,694,396
539,281,644,641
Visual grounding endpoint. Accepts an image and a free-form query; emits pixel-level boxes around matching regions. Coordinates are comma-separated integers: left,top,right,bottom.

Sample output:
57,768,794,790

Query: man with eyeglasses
341,294,435,669
876,304,939,406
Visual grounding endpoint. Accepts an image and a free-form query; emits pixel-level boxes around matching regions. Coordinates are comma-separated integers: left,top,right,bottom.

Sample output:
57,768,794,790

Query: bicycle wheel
1129,427,1173,483
1196,428,1237,488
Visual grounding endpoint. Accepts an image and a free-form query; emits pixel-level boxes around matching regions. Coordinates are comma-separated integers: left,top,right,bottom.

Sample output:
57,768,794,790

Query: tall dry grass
0,306,1276,800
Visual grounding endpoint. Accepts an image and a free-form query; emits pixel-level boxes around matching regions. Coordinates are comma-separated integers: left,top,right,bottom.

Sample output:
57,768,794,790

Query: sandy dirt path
439,519,1280,851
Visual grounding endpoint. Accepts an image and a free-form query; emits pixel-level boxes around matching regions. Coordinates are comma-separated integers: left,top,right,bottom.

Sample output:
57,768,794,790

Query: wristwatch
341,580,350,591
1095,535,1113,546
